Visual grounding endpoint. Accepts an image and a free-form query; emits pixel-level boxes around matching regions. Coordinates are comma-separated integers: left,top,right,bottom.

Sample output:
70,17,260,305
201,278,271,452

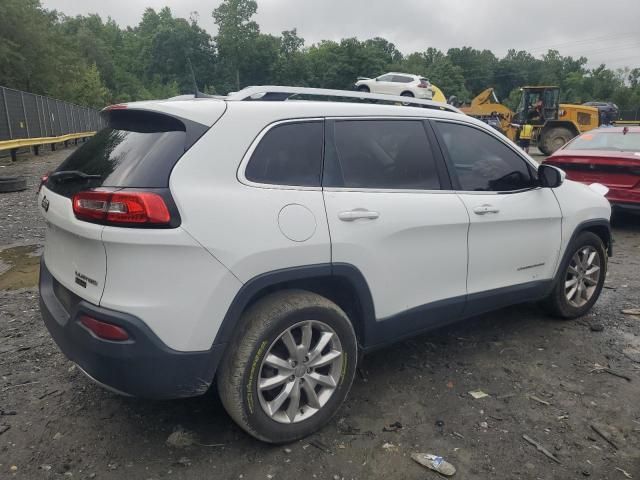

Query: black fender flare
551,218,612,291
211,263,376,348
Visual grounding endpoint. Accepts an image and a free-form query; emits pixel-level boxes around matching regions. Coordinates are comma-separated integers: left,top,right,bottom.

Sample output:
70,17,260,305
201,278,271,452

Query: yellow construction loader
461,86,600,154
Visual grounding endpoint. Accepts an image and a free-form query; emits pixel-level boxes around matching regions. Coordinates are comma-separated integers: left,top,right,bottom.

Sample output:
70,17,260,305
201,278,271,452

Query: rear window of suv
245,121,323,187
47,110,205,197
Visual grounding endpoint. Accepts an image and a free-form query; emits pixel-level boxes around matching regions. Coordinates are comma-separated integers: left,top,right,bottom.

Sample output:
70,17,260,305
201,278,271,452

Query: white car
355,72,433,99
38,86,611,444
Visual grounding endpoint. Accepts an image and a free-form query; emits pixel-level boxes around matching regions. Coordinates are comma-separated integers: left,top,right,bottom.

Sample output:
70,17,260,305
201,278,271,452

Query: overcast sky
42,0,640,69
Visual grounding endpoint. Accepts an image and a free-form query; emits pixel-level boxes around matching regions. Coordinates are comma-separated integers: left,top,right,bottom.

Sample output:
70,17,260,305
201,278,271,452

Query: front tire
357,85,370,93
542,231,607,319
217,290,357,443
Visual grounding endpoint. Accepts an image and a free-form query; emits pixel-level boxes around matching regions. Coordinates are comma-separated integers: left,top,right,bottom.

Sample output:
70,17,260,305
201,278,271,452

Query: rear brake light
80,315,129,341
102,104,128,112
72,191,171,225
38,173,50,193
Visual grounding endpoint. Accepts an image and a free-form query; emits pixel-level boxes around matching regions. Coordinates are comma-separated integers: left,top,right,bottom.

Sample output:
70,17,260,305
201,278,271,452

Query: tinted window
48,110,188,197
377,74,394,82
245,122,323,186
393,75,413,83
332,120,440,189
436,122,535,192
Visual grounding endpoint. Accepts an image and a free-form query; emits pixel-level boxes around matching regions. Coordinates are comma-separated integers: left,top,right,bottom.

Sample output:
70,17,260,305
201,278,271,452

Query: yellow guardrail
0,131,96,152
612,121,640,126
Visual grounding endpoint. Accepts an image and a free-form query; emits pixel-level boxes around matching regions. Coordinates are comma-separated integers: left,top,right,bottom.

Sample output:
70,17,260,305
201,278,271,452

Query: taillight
72,190,171,226
37,172,50,193
80,315,129,341
101,103,128,112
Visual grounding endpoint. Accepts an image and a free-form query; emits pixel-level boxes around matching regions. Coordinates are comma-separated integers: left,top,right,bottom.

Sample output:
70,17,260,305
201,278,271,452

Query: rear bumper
39,259,225,399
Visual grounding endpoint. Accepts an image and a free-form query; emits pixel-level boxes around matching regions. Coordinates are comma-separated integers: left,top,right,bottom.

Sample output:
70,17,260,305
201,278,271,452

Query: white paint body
39,96,611,352
355,72,434,100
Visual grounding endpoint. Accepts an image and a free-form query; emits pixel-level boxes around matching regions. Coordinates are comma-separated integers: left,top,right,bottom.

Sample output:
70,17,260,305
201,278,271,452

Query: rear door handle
473,204,500,215
338,209,380,221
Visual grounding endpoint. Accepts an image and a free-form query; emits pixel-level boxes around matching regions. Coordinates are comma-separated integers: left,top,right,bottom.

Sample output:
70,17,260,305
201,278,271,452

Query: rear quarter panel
169,103,331,283
99,226,242,351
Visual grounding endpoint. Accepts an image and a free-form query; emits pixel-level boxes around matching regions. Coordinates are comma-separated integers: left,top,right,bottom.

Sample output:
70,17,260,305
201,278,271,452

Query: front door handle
473,204,500,215
338,209,380,221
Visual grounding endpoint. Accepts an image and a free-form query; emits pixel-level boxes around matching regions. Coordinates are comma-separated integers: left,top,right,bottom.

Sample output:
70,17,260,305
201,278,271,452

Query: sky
42,0,640,70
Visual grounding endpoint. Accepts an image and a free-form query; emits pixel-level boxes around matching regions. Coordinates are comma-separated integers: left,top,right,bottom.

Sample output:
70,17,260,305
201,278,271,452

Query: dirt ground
1,147,639,479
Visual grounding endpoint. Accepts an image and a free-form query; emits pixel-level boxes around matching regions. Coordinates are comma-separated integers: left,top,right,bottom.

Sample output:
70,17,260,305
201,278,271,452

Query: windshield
567,131,640,152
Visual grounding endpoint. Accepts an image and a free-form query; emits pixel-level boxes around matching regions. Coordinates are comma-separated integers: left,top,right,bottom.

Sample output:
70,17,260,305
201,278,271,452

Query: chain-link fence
0,86,104,142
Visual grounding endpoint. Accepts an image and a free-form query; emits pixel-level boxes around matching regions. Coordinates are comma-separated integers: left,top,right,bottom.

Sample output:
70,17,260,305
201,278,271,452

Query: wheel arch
212,263,376,351
555,219,612,281
400,90,414,97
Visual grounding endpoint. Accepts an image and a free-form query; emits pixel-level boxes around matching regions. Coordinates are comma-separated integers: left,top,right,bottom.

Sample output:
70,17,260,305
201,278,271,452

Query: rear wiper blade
49,170,102,183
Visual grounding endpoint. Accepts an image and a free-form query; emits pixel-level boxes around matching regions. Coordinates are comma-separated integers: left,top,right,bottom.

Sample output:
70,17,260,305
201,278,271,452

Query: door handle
338,209,380,221
473,204,500,215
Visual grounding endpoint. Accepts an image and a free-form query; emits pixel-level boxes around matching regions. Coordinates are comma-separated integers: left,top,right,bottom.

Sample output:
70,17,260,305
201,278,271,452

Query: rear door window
327,120,441,190
245,121,323,187
47,110,204,197
393,75,414,83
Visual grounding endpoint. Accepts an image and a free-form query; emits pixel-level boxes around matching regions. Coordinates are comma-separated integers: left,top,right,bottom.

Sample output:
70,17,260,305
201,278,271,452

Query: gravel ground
1,148,639,479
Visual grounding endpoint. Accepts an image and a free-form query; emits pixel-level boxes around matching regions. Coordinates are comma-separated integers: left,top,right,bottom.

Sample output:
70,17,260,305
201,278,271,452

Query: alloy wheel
257,320,343,424
565,245,601,308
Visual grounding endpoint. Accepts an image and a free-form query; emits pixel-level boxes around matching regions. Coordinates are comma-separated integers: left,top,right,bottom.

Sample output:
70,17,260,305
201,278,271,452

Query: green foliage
1,0,638,115
71,64,109,108
212,0,259,91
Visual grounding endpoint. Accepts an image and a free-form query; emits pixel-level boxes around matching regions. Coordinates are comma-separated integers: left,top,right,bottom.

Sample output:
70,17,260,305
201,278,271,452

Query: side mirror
538,164,565,188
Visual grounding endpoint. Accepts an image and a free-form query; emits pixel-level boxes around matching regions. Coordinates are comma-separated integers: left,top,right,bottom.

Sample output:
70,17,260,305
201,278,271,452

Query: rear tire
217,290,358,443
0,176,27,193
541,232,607,319
539,127,573,155
401,91,414,97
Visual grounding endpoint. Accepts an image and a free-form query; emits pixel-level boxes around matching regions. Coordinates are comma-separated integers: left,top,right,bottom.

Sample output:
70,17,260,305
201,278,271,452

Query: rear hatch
39,104,216,304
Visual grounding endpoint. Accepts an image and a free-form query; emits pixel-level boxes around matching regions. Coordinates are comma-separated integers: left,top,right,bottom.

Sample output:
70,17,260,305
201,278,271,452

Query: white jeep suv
38,86,611,444
355,72,433,99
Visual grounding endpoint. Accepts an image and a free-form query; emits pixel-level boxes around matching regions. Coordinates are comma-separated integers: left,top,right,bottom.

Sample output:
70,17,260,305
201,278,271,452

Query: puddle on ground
0,245,42,290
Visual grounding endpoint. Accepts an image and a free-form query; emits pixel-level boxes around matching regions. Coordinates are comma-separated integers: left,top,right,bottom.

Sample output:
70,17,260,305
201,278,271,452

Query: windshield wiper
49,170,102,183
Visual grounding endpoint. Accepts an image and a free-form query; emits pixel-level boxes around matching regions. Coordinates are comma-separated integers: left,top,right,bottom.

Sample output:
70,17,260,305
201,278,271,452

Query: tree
273,30,308,86
212,0,259,91
71,64,109,108
629,68,640,88
1,0,638,112
447,47,497,95
281,29,304,56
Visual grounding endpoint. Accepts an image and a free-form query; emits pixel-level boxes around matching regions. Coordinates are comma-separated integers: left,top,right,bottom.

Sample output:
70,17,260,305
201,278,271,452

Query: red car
544,126,640,213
